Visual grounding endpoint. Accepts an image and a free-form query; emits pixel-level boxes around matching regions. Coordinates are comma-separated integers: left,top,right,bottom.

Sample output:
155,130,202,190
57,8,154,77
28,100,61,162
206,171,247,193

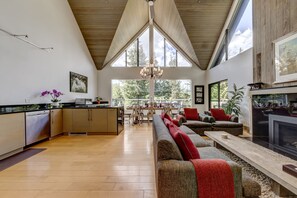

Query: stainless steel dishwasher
25,110,50,146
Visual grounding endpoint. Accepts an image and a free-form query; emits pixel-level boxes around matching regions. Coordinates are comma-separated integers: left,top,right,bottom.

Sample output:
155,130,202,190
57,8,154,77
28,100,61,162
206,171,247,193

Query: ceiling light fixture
140,63,163,79
140,0,163,79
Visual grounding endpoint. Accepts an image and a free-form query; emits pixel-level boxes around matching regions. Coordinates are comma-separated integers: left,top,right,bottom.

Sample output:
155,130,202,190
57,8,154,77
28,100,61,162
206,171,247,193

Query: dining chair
146,107,156,123
131,105,144,125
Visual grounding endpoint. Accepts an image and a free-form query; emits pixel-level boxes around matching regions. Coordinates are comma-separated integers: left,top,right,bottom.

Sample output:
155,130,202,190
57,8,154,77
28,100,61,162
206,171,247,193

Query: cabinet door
90,109,108,132
51,109,63,137
0,113,25,157
72,109,90,132
63,109,73,132
107,109,117,133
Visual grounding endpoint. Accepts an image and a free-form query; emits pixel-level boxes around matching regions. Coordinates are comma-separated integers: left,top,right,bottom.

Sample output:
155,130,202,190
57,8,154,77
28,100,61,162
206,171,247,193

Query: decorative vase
52,101,59,107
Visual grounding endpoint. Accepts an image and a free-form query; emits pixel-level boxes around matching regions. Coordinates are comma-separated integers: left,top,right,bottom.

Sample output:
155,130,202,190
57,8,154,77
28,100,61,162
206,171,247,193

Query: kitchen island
63,106,124,135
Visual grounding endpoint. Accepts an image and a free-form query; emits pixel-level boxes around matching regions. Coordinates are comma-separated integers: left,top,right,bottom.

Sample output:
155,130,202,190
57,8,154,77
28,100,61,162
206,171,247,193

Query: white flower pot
52,102,59,107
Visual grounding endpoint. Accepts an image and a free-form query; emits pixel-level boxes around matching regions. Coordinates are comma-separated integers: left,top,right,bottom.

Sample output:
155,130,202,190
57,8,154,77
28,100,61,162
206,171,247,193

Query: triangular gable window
112,27,192,67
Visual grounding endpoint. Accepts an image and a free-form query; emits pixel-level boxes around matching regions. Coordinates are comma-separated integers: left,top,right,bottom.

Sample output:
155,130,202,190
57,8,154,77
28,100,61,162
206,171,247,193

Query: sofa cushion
210,108,231,121
184,108,199,120
198,147,231,161
213,121,243,128
179,125,196,135
188,134,211,148
183,120,212,128
153,115,183,161
168,124,200,160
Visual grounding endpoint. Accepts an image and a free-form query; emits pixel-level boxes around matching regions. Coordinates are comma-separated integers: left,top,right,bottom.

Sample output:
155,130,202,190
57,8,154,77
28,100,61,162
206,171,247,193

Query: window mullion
225,29,229,61
175,50,178,67
137,38,139,67
125,50,127,67
164,38,166,67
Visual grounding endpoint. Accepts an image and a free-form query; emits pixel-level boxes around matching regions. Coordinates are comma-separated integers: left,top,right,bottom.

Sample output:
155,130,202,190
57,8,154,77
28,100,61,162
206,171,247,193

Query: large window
211,0,252,67
112,29,149,67
111,79,192,108
112,80,149,107
154,80,192,107
209,80,228,109
112,27,192,67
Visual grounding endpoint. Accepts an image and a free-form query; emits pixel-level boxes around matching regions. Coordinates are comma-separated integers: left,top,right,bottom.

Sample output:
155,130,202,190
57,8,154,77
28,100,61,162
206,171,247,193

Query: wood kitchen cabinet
72,109,90,132
89,109,108,133
0,113,25,159
63,107,123,135
50,109,63,137
63,109,73,132
107,109,117,133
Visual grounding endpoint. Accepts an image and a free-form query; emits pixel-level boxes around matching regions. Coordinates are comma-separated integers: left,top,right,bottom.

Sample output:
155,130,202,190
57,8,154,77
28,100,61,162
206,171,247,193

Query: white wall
0,0,97,105
205,48,253,127
98,66,206,112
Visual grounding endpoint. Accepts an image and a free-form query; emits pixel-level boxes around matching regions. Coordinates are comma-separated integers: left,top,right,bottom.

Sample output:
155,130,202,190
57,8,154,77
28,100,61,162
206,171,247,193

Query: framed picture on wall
273,31,297,83
70,72,88,93
194,85,204,104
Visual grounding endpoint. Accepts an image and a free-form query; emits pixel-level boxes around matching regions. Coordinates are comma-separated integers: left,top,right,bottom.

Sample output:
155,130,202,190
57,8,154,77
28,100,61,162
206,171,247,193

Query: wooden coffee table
205,131,297,196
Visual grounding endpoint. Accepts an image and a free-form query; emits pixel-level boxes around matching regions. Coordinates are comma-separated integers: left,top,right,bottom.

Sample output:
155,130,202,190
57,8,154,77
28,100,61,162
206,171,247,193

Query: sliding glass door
209,80,228,109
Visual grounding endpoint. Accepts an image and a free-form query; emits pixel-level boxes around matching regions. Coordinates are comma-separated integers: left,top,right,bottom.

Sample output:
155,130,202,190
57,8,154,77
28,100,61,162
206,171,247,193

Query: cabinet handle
88,109,90,121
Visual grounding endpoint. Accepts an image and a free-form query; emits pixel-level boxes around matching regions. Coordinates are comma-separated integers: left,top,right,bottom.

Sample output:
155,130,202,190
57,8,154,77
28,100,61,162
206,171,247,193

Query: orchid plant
41,89,63,102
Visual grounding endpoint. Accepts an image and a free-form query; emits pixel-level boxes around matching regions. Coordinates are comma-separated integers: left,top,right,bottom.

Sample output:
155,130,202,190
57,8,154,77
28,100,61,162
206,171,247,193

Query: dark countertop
0,103,123,115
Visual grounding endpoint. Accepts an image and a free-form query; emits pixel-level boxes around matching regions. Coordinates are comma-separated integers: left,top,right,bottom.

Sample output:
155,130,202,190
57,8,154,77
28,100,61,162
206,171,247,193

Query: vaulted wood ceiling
68,0,232,70
67,0,128,70
175,0,233,70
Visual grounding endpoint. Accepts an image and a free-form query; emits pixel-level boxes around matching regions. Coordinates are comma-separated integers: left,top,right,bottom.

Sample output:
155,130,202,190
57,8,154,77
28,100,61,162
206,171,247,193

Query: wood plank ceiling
103,0,148,67
154,0,200,67
67,0,128,70
68,0,232,70
174,0,233,70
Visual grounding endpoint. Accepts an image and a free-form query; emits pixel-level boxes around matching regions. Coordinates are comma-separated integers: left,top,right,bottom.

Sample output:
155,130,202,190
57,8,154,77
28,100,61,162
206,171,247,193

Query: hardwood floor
0,124,156,198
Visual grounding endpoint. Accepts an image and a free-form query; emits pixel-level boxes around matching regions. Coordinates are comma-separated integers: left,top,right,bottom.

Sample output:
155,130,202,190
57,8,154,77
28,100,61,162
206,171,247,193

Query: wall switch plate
25,99,30,103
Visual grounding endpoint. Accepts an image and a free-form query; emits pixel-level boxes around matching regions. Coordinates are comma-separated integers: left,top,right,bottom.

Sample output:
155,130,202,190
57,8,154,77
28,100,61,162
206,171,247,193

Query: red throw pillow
163,118,172,127
184,108,199,120
160,112,165,120
172,119,180,127
210,108,230,121
164,113,173,121
168,124,200,160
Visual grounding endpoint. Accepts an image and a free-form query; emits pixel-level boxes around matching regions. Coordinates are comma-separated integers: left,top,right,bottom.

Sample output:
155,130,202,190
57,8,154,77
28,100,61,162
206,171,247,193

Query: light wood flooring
0,124,156,198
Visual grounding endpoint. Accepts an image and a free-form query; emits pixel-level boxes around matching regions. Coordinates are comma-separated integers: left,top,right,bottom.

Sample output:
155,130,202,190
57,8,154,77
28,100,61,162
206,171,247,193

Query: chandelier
140,63,163,79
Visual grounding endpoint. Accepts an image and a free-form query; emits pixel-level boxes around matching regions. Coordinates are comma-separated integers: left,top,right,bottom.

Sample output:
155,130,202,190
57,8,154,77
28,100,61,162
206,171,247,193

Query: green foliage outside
127,41,148,67
112,32,191,107
112,80,192,107
210,81,228,108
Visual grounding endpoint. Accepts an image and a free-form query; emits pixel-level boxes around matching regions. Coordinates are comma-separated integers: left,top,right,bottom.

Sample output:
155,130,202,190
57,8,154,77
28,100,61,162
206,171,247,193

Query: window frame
210,0,252,68
111,27,192,68
208,79,228,110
